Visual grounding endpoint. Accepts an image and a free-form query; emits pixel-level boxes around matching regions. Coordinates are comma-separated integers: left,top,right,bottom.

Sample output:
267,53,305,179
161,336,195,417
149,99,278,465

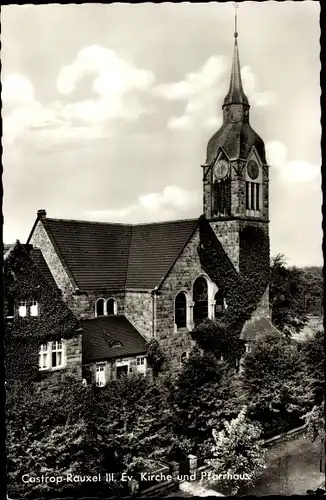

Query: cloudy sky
2,2,321,266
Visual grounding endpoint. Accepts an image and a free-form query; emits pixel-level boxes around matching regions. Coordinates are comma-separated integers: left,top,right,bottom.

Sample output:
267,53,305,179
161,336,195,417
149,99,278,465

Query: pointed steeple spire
223,4,249,106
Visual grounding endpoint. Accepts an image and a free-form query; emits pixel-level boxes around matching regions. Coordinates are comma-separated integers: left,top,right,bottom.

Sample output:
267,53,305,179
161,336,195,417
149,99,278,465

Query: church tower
202,9,270,279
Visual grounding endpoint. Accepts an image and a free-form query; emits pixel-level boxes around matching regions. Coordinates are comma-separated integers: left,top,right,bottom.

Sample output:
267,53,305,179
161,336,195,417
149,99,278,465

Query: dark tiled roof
206,122,266,165
240,316,280,341
126,219,199,289
30,248,58,290
44,219,132,292
81,315,146,363
42,217,199,293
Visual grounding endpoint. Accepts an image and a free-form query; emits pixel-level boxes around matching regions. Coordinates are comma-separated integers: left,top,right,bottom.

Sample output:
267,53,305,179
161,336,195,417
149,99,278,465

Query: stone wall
155,228,203,371
30,220,75,298
124,292,153,340
69,292,126,320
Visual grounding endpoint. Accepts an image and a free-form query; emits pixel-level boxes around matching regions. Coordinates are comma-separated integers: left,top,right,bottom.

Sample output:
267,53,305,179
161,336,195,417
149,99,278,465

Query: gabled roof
81,315,147,363
30,216,199,293
240,316,280,341
30,248,58,290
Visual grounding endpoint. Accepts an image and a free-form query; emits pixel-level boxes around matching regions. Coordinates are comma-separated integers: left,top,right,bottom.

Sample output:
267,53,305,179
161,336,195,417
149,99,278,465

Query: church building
26,24,275,384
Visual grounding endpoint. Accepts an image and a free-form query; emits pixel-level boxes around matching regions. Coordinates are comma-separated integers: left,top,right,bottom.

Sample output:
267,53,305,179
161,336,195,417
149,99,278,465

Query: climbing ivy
191,217,270,357
4,242,80,384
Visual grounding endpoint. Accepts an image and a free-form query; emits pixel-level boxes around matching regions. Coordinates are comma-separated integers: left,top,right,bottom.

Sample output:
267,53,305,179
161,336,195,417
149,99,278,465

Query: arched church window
214,290,224,318
193,277,208,325
175,292,187,329
96,298,104,317
107,298,116,315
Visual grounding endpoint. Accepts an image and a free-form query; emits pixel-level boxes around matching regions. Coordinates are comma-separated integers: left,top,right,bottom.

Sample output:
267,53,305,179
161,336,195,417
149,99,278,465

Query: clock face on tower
247,160,259,180
214,159,229,180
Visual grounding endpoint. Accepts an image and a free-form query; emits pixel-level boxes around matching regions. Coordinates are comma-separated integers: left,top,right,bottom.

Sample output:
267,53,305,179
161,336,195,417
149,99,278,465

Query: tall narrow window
96,298,104,317
256,184,260,210
245,182,250,210
193,277,208,325
18,300,27,317
136,356,147,375
214,290,224,318
250,182,255,210
106,298,116,315
52,341,64,368
39,344,48,370
175,292,187,329
30,299,39,317
96,364,106,386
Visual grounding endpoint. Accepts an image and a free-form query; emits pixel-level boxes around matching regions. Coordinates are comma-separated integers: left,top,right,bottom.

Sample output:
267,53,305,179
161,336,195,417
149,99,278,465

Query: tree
300,328,325,406
95,372,174,475
242,331,310,436
6,378,124,499
170,347,245,459
269,254,308,336
304,402,325,443
208,407,266,495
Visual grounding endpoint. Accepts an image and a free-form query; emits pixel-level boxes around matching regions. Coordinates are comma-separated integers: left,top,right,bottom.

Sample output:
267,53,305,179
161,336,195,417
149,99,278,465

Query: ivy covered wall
4,242,82,387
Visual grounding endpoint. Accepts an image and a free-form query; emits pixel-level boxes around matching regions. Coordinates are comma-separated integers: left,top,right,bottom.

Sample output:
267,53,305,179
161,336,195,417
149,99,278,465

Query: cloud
85,185,201,223
266,140,319,183
241,66,277,107
3,47,155,148
153,55,276,131
2,74,34,105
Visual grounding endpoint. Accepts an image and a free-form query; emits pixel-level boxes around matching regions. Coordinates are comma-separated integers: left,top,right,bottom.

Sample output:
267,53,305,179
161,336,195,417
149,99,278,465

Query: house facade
4,242,82,388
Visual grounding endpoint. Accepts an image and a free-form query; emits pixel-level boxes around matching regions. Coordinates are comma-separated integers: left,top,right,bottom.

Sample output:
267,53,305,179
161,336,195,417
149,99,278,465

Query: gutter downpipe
151,286,158,339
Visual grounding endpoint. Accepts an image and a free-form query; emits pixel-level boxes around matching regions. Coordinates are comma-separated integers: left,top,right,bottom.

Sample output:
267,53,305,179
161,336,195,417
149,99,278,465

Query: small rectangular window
136,357,146,375
30,299,39,317
18,301,27,317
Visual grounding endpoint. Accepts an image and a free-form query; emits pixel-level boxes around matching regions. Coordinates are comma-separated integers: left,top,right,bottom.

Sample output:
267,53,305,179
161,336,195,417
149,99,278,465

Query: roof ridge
45,216,199,227
46,217,132,227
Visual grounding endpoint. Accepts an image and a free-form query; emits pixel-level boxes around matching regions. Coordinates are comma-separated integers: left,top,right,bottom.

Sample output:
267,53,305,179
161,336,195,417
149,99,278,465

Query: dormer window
18,301,27,317
30,299,39,317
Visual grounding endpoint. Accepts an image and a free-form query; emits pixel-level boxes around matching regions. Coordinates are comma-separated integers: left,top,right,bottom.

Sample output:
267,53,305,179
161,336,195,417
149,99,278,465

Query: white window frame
136,356,147,375
18,300,27,317
174,291,190,331
38,340,66,371
95,298,105,317
95,363,106,387
106,297,117,316
30,299,39,317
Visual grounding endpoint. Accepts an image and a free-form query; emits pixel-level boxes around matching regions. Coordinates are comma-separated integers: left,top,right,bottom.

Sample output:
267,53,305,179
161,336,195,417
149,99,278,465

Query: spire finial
234,2,239,38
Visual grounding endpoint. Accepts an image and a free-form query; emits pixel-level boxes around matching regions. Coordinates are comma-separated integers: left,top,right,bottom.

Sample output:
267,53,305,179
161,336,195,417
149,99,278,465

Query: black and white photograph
2,1,323,498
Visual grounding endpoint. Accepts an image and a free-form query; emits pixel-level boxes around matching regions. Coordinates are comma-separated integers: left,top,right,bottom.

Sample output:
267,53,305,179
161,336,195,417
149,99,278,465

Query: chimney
37,209,47,220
